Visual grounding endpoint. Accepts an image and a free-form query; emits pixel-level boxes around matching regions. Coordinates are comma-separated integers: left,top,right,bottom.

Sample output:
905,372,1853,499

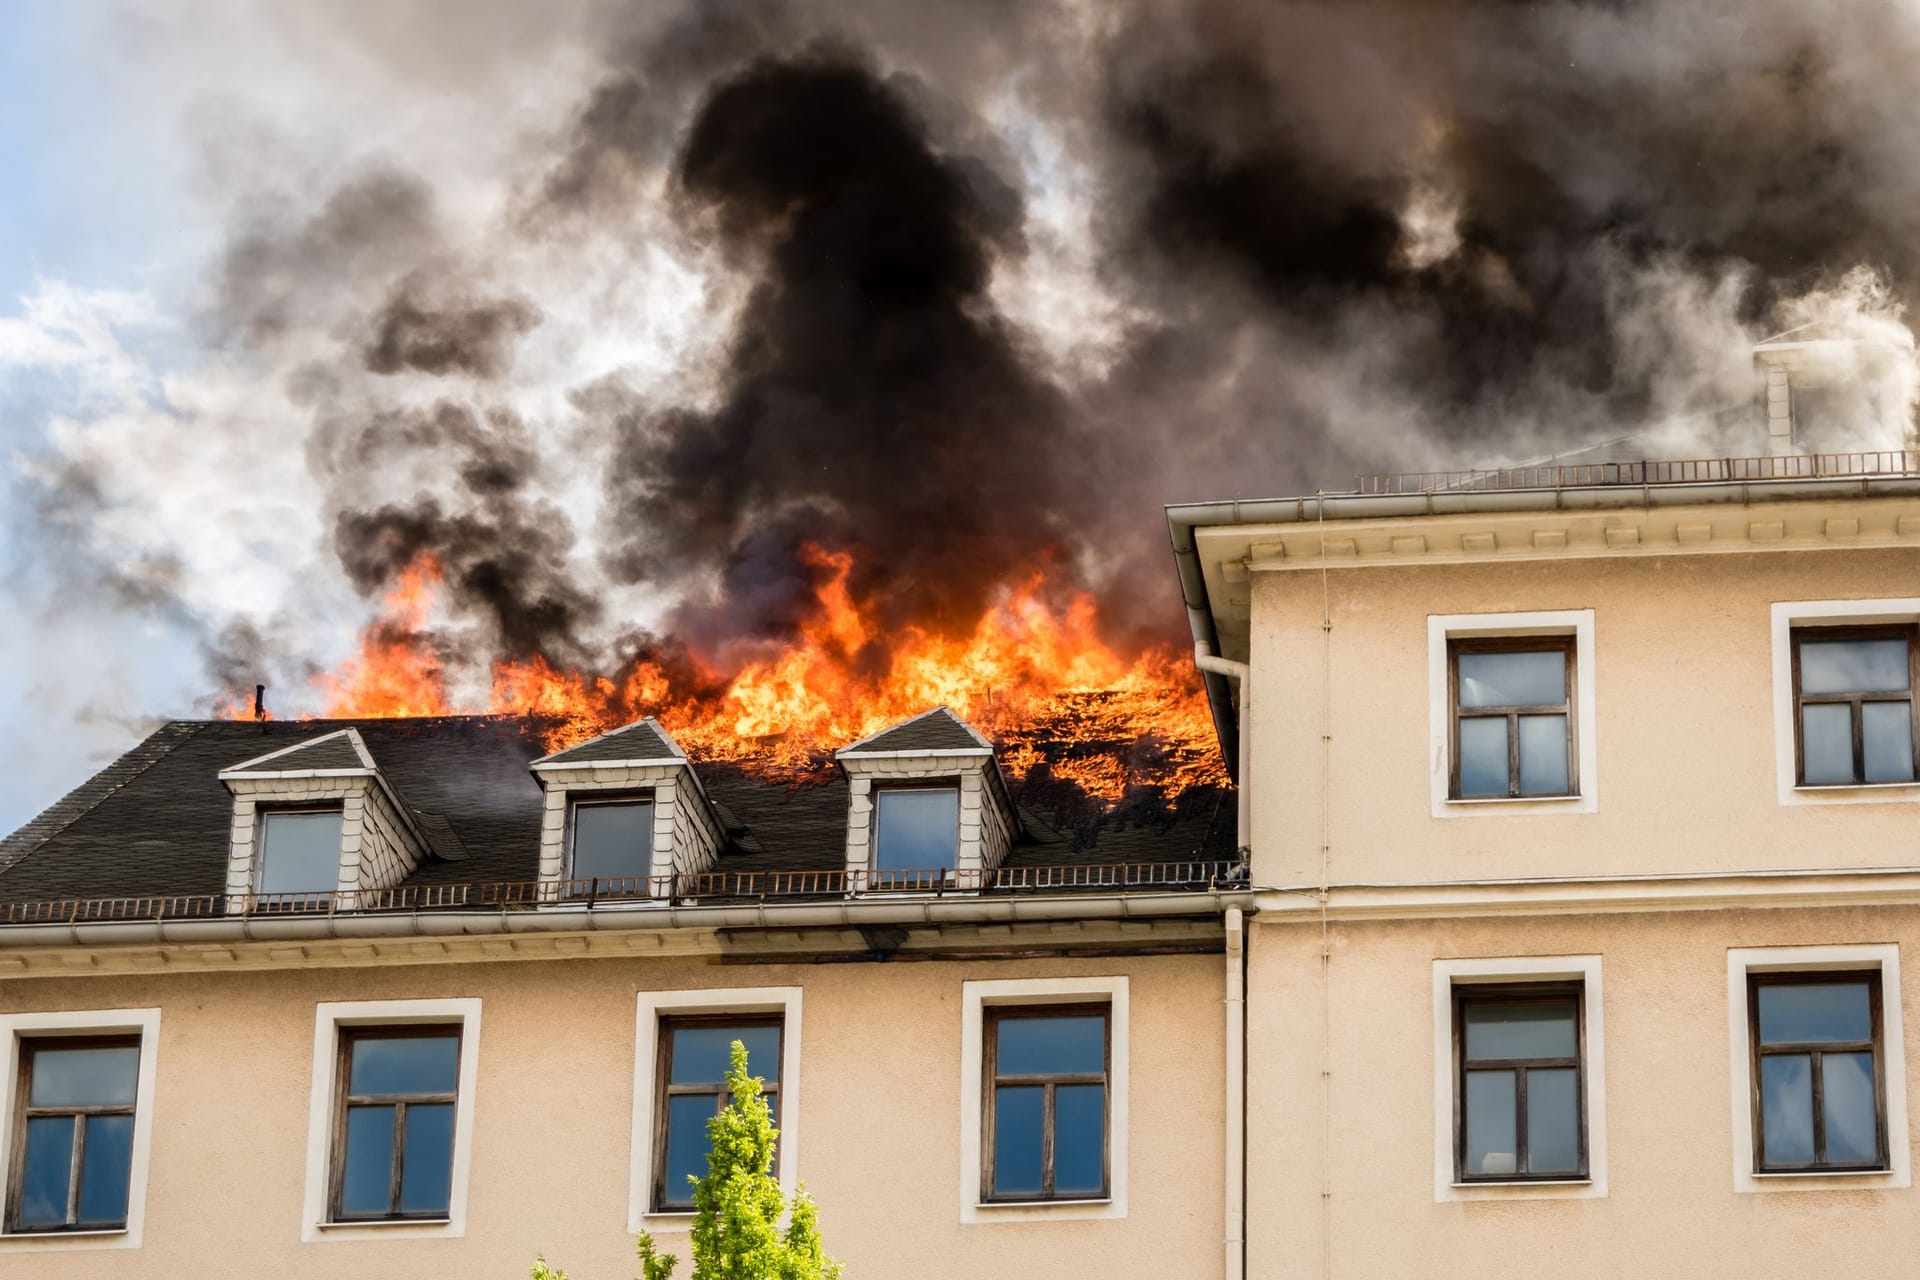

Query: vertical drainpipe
1224,905,1247,1280
1194,641,1250,1280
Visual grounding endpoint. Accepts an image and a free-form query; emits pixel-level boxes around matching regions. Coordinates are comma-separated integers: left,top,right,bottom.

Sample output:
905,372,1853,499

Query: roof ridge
0,721,207,879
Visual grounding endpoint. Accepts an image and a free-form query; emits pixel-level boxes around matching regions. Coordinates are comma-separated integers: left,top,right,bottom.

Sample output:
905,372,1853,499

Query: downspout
1193,642,1251,863
1223,904,1247,1280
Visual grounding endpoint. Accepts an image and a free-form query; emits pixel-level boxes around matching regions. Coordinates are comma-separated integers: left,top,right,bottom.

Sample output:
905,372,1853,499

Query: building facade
3,446,1919,1277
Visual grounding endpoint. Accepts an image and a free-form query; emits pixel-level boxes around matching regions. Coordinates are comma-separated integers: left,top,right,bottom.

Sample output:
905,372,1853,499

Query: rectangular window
1748,972,1888,1172
256,807,345,897
1791,625,1917,786
872,785,959,884
329,1028,461,1222
982,1005,1110,1202
1453,986,1585,1181
6,1038,141,1233
651,1017,781,1212
567,797,654,893
1449,639,1577,799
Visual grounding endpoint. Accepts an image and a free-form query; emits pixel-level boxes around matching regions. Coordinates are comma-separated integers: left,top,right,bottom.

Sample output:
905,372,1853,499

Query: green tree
531,1040,839,1280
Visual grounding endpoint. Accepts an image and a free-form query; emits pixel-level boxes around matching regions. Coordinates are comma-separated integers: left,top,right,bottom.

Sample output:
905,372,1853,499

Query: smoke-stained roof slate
840,707,988,755
0,715,1236,902
537,719,679,765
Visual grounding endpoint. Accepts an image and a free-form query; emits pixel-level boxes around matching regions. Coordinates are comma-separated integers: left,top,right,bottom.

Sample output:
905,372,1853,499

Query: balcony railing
1355,449,1920,496
0,861,1248,927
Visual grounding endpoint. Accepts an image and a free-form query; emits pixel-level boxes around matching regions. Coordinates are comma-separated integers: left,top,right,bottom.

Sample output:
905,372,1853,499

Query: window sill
1450,1178,1590,1188
975,1197,1113,1209
315,1218,452,1230
1792,782,1920,794
1750,1168,1892,1179
0,1229,128,1240
1445,795,1583,806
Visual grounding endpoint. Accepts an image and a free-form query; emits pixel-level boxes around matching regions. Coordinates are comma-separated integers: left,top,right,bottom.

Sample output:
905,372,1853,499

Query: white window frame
301,998,482,1241
1726,944,1909,1192
0,1008,161,1252
959,976,1129,1223
1428,610,1598,817
630,987,803,1233
1770,598,1920,806
1431,956,1606,1202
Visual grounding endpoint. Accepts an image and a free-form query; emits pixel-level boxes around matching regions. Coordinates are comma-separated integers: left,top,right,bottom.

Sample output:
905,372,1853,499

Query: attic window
567,797,654,891
256,808,344,896
873,786,959,881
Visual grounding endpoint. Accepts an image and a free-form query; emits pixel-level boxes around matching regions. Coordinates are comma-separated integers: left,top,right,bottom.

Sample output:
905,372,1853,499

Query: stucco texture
0,950,1222,1279
1249,547,1920,887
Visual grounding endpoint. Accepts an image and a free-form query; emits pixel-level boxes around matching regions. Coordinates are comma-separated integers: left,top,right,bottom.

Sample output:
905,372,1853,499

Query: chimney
1752,324,1919,455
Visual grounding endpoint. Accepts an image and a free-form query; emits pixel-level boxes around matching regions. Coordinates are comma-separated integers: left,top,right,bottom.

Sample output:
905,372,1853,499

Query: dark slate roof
840,708,988,755
537,719,679,766
225,731,368,774
0,715,1237,902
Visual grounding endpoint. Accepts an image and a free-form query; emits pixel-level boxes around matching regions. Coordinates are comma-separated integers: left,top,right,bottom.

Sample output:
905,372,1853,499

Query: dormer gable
217,728,428,908
835,708,1019,890
529,717,724,896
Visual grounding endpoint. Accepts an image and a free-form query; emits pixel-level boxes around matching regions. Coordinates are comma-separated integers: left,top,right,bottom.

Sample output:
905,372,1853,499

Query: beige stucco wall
1246,905,1920,1279
0,949,1221,1279
1249,546,1920,886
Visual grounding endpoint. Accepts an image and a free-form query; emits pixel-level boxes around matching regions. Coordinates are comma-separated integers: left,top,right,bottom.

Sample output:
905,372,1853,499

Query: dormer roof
837,707,993,759
531,717,686,771
218,728,377,780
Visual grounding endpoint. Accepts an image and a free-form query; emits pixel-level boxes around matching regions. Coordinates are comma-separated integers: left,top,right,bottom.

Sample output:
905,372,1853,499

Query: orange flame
232,545,1227,803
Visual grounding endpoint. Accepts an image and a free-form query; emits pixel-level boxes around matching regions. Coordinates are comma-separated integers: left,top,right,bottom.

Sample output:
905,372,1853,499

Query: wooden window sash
1452,986,1587,1182
1747,970,1889,1173
1447,637,1578,800
980,1005,1112,1203
868,782,962,887
651,1015,783,1212
5,1035,141,1233
328,1027,462,1222
1789,624,1919,786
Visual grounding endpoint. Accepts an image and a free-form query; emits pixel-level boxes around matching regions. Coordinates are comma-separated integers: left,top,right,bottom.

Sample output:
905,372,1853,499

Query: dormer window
873,785,959,882
256,808,346,896
567,797,655,892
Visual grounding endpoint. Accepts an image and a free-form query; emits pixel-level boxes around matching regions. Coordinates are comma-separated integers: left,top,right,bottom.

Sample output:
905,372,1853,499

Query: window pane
1463,1000,1576,1061
662,1093,718,1207
997,1014,1106,1076
17,1115,74,1227
1526,1068,1580,1174
1760,1054,1815,1166
1463,1069,1518,1176
1458,650,1566,708
1799,637,1911,695
1756,982,1871,1045
28,1044,139,1107
991,1086,1045,1196
1823,1052,1880,1164
874,789,959,871
257,810,344,895
1457,717,1509,798
339,1105,396,1216
669,1025,781,1085
571,801,654,882
1054,1084,1107,1195
1862,701,1915,783
1800,703,1855,784
398,1102,455,1214
77,1114,134,1225
1517,715,1570,796
349,1033,460,1096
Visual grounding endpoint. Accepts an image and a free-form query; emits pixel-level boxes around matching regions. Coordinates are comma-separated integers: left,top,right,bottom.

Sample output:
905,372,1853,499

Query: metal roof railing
0,861,1249,927
1356,449,1920,496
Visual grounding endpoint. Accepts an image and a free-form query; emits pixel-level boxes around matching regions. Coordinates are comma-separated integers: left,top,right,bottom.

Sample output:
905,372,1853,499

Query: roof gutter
0,889,1258,951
